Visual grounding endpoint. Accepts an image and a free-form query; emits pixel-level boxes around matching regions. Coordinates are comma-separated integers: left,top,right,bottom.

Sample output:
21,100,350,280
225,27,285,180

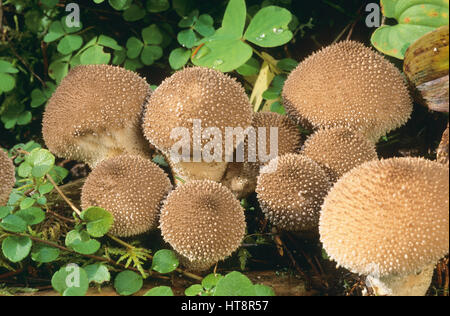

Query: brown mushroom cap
0,149,15,206
256,154,331,232
81,155,172,237
301,127,378,182
42,65,152,168
159,180,246,271
142,67,253,158
282,40,412,142
320,157,449,278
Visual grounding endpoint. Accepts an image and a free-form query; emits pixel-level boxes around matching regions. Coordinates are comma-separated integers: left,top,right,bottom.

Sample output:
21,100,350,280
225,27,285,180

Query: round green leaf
108,0,132,11
80,45,111,65
26,148,55,178
270,101,286,115
141,45,163,65
57,35,83,55
31,244,60,263
15,207,46,226
244,6,293,47
151,249,179,274
81,207,114,238
169,48,191,70
44,21,65,43
17,111,32,126
123,4,146,21
2,236,32,262
254,284,275,296
126,37,144,59
48,59,69,83
144,286,174,296
0,206,13,219
194,14,215,37
146,0,170,13
20,197,36,211
114,271,143,296
178,29,196,49
221,0,246,39
52,265,89,296
178,10,198,28
0,60,18,74
142,24,163,45
185,284,204,296
65,230,101,255
236,57,260,76
213,271,256,296
84,264,111,284
0,214,28,233
0,73,16,93
30,89,47,108
202,273,223,290
18,162,32,178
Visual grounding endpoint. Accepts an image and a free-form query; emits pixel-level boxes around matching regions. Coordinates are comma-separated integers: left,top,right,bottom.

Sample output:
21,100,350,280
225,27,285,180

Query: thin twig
46,174,81,216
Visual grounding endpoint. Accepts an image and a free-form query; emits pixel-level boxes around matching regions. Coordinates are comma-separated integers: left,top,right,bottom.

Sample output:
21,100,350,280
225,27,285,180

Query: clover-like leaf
52,265,89,296
31,244,60,263
114,270,143,296
81,207,114,238
144,286,174,296
2,236,32,262
151,249,179,274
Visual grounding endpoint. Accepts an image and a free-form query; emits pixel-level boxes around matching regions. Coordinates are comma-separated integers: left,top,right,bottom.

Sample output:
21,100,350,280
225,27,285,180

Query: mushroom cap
256,154,331,231
142,67,253,158
251,112,302,165
282,40,412,142
42,65,152,167
159,180,246,271
301,127,378,182
0,149,15,206
81,155,172,237
319,157,449,278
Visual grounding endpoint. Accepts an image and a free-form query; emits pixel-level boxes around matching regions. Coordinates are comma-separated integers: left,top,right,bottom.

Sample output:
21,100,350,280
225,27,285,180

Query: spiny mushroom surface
437,123,449,165
320,157,449,296
301,127,378,182
81,155,172,237
282,40,412,142
256,154,331,232
0,149,15,206
142,67,253,182
42,64,153,168
221,112,303,198
159,180,246,271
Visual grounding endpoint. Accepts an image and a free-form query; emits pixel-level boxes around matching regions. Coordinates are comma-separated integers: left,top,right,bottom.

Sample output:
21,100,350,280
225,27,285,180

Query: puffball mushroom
142,67,253,183
301,127,378,183
437,124,449,166
320,157,449,296
81,155,172,237
0,149,15,206
42,65,153,168
159,180,246,271
282,40,412,142
256,154,331,232
221,112,303,198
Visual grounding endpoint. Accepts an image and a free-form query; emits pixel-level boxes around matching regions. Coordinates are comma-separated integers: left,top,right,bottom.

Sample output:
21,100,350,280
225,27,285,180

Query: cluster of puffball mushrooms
0,40,448,296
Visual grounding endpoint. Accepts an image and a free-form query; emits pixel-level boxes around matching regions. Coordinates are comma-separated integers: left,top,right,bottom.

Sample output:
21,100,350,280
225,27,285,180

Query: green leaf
30,89,47,108
236,57,260,76
185,284,204,296
202,273,223,290
277,58,298,72
31,244,60,263
81,207,114,238
52,265,89,296
114,271,143,296
44,21,65,43
178,29,197,48
84,264,111,284
57,35,83,55
61,16,83,34
144,286,174,296
194,14,215,37
126,37,144,59
244,6,293,47
15,207,46,225
0,60,18,74
0,206,13,219
151,249,179,273
18,162,32,178
169,48,191,70
146,0,170,13
213,271,256,296
221,0,246,38
41,0,58,9
2,236,32,262
0,214,28,233
80,45,111,65
48,58,69,83
254,284,275,296
270,101,286,115
65,230,101,255
371,0,449,59
178,10,199,28
173,0,195,17
124,58,144,71
123,4,146,21
26,148,55,178
98,35,122,50
262,88,280,100
17,111,32,126
142,24,163,45
141,45,163,65
38,182,54,195
108,0,132,11
0,73,16,93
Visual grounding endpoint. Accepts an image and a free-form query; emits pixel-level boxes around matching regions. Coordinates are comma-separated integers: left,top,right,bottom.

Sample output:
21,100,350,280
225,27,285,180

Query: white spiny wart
256,154,331,232
319,157,449,296
159,180,246,272
42,64,153,168
0,149,15,206
81,155,172,237
142,67,253,182
282,40,412,142
301,127,378,183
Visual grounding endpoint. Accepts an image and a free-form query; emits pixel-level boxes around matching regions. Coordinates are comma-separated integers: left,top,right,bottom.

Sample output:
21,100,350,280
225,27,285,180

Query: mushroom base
366,263,436,296
75,125,153,168
221,162,259,199
169,159,228,184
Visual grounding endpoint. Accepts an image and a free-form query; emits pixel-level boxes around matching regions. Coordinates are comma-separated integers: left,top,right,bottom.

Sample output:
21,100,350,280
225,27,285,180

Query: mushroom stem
170,160,229,184
366,263,436,296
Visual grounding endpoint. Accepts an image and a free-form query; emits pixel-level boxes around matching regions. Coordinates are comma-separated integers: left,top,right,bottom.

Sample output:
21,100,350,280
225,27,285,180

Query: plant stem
46,174,81,216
